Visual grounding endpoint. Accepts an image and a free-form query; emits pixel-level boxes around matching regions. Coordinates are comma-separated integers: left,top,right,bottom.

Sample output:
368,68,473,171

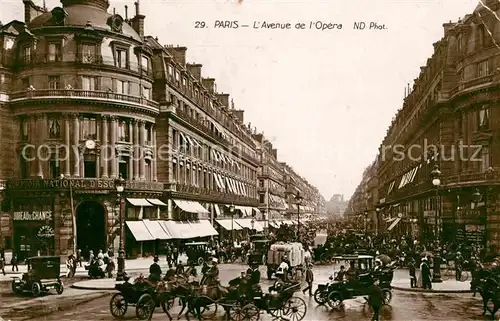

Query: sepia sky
1,0,480,199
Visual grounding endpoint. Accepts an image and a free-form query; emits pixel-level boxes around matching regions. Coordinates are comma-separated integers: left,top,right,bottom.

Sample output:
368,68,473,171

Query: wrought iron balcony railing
170,183,258,205
450,75,494,97
9,89,159,109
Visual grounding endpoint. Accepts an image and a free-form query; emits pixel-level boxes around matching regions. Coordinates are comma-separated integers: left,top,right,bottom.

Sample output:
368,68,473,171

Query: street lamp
364,210,368,233
294,191,303,242
251,218,255,234
115,174,126,281
229,204,235,244
472,189,484,247
430,164,442,283
375,207,381,235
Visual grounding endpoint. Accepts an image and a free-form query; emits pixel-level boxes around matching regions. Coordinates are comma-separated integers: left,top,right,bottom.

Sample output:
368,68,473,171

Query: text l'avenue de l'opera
206,21,387,30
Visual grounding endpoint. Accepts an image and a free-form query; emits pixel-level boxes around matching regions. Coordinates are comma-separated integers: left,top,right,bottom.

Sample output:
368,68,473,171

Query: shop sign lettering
13,211,52,221
6,179,163,191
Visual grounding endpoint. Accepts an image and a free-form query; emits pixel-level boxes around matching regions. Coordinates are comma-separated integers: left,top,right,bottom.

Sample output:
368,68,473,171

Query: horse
476,276,500,319
181,282,229,321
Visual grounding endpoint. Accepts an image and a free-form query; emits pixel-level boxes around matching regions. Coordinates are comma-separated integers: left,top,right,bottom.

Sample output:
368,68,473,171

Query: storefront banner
13,211,52,221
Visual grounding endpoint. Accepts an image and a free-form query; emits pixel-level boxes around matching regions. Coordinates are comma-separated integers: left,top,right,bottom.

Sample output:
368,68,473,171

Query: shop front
12,198,55,261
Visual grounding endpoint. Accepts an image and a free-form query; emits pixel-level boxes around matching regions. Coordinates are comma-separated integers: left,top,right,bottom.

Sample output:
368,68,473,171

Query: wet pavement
0,263,490,321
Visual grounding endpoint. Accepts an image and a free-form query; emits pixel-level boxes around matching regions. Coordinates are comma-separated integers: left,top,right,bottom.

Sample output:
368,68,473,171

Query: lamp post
375,207,381,235
251,218,255,235
115,174,126,281
294,191,303,242
229,204,235,244
472,188,483,247
430,164,442,283
364,210,368,234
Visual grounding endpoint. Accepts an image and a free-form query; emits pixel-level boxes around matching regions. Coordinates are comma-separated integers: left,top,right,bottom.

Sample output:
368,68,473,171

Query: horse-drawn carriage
266,242,305,279
11,256,64,297
315,254,394,309
248,235,270,265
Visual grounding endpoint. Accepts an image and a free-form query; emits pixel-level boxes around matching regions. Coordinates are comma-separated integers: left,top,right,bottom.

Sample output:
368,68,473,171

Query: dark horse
476,275,500,320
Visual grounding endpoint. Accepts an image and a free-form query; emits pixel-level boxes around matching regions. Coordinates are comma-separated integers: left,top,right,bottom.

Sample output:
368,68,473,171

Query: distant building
326,194,347,216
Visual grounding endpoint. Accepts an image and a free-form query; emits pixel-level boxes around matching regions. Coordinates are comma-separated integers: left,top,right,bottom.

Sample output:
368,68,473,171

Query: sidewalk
0,254,188,282
391,278,472,293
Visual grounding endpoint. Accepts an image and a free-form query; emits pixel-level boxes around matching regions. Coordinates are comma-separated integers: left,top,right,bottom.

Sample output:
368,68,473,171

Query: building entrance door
76,201,106,259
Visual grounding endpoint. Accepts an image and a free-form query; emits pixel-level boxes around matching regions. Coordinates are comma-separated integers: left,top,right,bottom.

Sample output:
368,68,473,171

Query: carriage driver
205,258,220,285
148,255,162,283
246,261,261,286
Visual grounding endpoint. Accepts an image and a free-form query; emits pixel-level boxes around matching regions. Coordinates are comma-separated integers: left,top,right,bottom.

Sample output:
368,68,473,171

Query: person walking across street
367,278,384,321
421,257,432,290
11,252,18,272
408,258,416,288
302,263,314,296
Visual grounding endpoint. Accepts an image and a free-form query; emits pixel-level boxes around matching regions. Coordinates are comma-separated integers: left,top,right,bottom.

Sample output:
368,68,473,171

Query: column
101,116,109,178
139,120,146,180
36,114,44,178
29,115,37,178
72,113,80,177
63,114,71,177
133,120,139,180
152,124,157,182
110,116,117,178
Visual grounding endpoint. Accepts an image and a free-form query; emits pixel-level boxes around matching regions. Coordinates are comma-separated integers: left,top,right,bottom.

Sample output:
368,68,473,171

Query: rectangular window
48,75,61,89
81,76,97,91
259,194,265,204
481,146,490,172
118,120,130,141
48,43,61,62
20,118,29,140
80,44,96,63
23,46,31,64
116,80,129,95
167,65,173,75
457,34,463,52
172,159,178,181
142,87,151,99
146,124,152,144
145,159,151,181
22,77,30,90
477,60,489,77
119,156,129,179
48,118,61,139
81,116,97,139
20,156,29,178
49,158,61,178
83,154,97,178
478,105,490,129
141,56,149,73
115,49,127,68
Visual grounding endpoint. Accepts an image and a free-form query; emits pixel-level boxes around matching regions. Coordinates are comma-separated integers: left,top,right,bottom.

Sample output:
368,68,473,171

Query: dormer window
48,43,62,62
22,46,31,64
140,56,149,74
477,60,489,77
80,43,96,63
115,49,128,68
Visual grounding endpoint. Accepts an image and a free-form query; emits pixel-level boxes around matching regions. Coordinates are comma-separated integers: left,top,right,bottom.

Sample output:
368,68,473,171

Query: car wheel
11,280,20,294
382,288,392,305
313,288,326,305
198,257,204,266
56,280,64,294
326,291,343,310
31,282,41,297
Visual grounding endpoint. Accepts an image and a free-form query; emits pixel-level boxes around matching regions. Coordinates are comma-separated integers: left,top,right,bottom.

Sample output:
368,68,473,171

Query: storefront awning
252,220,264,232
127,198,153,207
216,219,243,231
126,221,154,241
387,217,402,231
214,204,221,216
162,220,192,239
147,199,167,206
268,220,280,228
189,220,218,237
143,219,172,240
173,199,210,214
235,218,254,229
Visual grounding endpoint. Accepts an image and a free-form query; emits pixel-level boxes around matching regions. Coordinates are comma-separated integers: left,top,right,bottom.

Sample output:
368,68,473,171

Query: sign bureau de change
7,179,163,191
13,211,53,221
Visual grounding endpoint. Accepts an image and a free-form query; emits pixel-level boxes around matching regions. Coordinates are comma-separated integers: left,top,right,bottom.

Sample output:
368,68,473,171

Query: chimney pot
125,5,128,19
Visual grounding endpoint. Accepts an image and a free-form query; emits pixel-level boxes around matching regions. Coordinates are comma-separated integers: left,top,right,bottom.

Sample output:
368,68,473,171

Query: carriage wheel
11,280,20,294
55,280,64,295
31,282,41,297
199,301,218,319
381,288,392,305
229,303,259,321
198,257,205,266
136,293,155,320
326,291,343,310
109,293,128,318
282,297,307,321
313,288,326,305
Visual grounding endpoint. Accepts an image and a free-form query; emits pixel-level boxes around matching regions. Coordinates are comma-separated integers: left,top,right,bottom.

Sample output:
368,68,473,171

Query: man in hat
367,278,384,321
421,257,432,290
302,262,314,296
205,258,220,285
148,255,162,282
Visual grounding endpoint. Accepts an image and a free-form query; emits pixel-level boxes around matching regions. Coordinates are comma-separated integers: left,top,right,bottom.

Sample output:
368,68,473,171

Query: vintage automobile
248,235,270,265
185,241,212,265
11,256,64,297
324,254,394,309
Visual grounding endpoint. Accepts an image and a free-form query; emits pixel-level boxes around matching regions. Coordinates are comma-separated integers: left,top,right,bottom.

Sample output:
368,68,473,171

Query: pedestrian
0,255,5,276
76,249,82,267
11,252,18,272
66,255,74,278
367,278,384,321
408,258,416,288
421,257,432,290
302,263,314,296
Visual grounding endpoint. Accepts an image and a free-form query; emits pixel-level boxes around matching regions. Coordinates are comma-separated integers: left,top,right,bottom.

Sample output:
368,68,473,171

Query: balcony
450,75,494,97
9,89,159,112
6,178,164,192
169,183,258,205
17,54,154,78
445,169,500,187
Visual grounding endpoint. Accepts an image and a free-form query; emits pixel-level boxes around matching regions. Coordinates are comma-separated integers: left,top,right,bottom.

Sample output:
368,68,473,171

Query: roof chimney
202,78,215,93
23,0,47,23
186,63,202,81
124,5,128,20
216,93,229,108
166,46,187,66
130,0,145,38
